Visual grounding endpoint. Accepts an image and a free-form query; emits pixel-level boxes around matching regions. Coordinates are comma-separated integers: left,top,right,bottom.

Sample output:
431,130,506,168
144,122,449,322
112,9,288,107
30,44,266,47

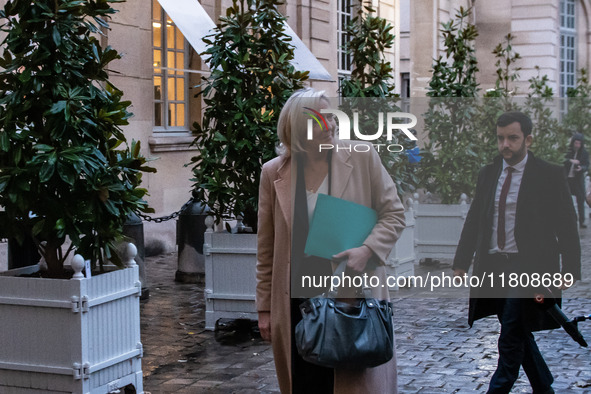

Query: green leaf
55,218,65,231
57,162,75,185
102,199,119,215
213,131,227,142
39,161,55,182
0,131,9,151
18,67,31,82
36,144,55,153
32,220,46,237
0,176,10,193
52,25,61,46
47,101,67,115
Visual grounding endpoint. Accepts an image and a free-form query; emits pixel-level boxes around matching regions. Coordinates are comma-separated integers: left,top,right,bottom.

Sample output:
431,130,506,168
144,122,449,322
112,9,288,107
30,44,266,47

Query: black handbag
294,260,394,369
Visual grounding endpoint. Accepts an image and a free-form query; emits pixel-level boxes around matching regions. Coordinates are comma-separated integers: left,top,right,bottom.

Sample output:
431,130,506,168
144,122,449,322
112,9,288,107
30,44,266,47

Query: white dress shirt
489,154,528,253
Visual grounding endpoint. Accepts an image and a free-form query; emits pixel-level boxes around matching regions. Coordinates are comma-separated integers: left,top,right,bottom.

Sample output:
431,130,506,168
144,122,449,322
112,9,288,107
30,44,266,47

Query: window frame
560,0,577,97
152,1,192,134
337,0,354,86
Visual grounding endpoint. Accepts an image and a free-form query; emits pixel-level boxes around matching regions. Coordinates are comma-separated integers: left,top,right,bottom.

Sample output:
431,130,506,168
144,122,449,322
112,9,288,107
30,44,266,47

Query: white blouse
306,176,328,224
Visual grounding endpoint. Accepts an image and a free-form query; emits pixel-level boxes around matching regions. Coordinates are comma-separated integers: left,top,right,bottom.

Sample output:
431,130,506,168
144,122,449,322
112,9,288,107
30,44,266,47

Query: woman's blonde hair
276,87,328,157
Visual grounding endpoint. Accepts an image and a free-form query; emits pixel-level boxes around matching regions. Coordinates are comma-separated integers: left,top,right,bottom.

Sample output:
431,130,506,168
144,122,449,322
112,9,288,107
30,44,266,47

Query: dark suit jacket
453,151,581,331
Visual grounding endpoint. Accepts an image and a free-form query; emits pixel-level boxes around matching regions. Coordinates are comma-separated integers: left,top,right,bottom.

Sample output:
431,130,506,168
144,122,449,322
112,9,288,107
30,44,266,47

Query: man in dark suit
453,111,581,394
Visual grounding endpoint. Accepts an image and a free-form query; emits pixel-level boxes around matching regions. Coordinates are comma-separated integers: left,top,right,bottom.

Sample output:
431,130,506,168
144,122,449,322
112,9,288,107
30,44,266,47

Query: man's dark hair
496,111,533,137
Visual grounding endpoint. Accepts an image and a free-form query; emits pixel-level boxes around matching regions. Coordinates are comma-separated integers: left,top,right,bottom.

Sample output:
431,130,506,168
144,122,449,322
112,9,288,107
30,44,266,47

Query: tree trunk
43,240,63,278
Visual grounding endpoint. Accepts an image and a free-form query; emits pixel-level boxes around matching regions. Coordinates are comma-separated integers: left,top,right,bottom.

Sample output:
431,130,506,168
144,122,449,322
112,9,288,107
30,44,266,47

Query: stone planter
0,241,7,272
203,221,257,330
0,244,143,394
413,193,469,260
385,198,417,290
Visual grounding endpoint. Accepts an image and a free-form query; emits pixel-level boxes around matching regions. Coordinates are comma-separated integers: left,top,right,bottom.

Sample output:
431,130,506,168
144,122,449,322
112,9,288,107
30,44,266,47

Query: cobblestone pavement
141,229,591,393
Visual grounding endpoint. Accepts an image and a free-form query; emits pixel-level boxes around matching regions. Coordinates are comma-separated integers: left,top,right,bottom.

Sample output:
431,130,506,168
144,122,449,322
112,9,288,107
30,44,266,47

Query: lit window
153,1,190,131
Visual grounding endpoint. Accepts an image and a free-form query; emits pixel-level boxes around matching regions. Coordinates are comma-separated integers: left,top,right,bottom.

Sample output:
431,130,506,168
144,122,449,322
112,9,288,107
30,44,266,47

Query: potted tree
188,0,307,329
340,2,418,285
0,0,154,392
412,7,480,262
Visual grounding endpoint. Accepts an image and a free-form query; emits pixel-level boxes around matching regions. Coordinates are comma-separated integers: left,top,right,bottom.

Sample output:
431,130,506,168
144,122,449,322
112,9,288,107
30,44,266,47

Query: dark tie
497,167,515,250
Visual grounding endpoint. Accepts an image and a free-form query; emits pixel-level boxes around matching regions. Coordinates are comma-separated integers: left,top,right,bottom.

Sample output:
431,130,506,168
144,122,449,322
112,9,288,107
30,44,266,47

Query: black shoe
580,223,587,229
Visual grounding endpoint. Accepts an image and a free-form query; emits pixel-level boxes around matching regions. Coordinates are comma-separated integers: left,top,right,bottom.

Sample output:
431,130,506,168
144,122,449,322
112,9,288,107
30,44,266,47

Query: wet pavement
140,228,591,393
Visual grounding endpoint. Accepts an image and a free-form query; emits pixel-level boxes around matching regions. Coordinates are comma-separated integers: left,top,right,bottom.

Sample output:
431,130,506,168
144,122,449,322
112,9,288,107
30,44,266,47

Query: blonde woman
256,88,405,393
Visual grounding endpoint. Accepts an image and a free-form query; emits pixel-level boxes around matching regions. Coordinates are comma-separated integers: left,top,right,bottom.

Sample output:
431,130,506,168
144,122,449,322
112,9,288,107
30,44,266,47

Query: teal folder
304,194,378,259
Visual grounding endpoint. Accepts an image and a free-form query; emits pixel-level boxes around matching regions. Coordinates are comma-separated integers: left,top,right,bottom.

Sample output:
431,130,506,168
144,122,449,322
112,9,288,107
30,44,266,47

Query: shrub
0,0,154,276
189,0,308,231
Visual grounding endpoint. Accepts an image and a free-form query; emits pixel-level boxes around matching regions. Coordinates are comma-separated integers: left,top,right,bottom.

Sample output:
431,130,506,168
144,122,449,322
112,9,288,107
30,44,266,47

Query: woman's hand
258,311,271,342
333,245,373,272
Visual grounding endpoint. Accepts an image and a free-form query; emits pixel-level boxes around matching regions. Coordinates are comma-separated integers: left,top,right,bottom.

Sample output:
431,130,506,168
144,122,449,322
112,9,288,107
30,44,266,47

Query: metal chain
135,198,195,223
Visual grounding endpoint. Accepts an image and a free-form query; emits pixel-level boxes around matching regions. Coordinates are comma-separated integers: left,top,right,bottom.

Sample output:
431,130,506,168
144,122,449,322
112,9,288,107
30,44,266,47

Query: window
153,0,192,132
337,0,353,90
401,73,410,98
400,72,410,111
560,0,576,97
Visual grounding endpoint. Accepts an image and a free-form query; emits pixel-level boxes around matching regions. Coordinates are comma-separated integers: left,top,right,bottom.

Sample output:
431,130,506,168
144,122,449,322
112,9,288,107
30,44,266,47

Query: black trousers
487,297,553,393
568,177,586,225
290,298,334,393
484,254,553,394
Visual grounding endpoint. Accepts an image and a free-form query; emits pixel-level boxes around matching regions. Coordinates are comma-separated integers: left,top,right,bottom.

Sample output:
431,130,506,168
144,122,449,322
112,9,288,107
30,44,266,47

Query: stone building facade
409,0,591,96
1,0,588,250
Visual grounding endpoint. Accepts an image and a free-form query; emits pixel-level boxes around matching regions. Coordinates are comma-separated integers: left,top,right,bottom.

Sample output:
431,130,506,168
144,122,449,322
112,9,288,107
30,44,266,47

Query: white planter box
413,194,469,260
0,246,143,394
203,230,257,330
0,241,7,272
386,206,417,290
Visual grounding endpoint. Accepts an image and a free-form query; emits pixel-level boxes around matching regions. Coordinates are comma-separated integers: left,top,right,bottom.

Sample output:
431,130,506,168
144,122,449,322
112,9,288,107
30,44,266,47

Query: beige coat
256,141,406,393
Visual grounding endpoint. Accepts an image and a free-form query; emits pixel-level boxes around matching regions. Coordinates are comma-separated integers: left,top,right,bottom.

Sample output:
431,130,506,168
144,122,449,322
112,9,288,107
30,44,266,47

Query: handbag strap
326,259,347,298
332,259,348,277
328,259,373,299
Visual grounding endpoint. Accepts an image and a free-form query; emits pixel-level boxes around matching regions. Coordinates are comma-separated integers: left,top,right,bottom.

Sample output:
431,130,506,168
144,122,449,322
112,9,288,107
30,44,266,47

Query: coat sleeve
256,163,275,312
362,147,406,264
551,166,582,280
580,149,590,173
453,166,487,272
563,152,572,170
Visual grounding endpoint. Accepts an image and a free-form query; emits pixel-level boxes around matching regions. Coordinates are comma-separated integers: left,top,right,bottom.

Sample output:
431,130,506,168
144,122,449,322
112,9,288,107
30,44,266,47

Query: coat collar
488,150,537,231
516,151,536,217
273,156,291,227
329,145,354,199
491,150,536,179
271,144,355,227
